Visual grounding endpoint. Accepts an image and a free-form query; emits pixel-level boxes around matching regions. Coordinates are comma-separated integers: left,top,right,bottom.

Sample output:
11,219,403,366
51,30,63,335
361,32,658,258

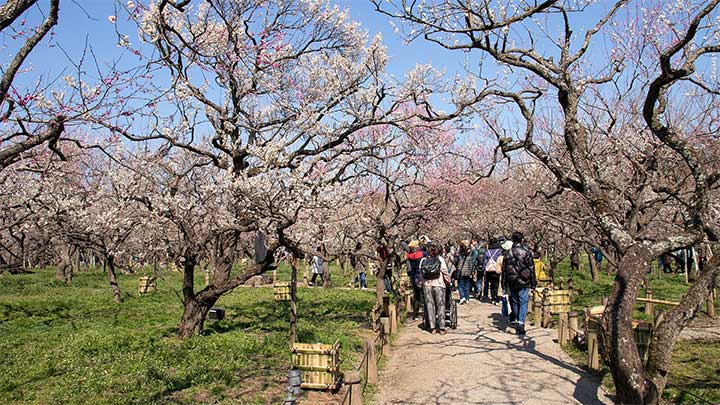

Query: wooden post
568,311,579,342
533,293,542,327
602,297,609,306
405,292,412,313
272,269,277,284
382,296,390,317
587,326,600,371
541,293,551,328
708,289,716,318
645,289,653,315
389,304,397,335
380,318,391,356
558,312,569,347
365,338,377,384
345,371,362,405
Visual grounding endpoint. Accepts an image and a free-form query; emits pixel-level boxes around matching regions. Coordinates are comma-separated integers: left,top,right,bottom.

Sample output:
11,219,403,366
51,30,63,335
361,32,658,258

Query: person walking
473,240,486,300
310,247,324,286
502,232,537,335
484,239,503,304
406,240,425,320
454,240,474,304
351,242,367,289
420,244,451,335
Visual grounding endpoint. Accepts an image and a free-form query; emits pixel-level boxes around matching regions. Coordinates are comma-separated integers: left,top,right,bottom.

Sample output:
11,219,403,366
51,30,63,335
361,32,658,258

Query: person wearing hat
406,240,425,321
501,231,536,335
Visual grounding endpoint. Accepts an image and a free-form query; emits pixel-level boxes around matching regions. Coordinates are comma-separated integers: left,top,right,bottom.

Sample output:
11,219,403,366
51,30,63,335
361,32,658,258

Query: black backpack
420,257,441,280
505,246,533,286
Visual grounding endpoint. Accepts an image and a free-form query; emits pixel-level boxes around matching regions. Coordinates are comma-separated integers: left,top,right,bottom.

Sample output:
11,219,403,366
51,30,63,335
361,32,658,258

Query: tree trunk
645,247,720,401
290,260,298,346
376,258,387,306
177,296,213,339
106,254,121,303
176,255,223,339
56,244,75,284
322,260,331,288
600,244,657,404
586,247,600,282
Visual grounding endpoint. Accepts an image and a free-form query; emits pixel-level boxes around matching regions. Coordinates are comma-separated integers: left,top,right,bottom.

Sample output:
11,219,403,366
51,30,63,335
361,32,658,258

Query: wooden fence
340,294,408,405
542,287,718,372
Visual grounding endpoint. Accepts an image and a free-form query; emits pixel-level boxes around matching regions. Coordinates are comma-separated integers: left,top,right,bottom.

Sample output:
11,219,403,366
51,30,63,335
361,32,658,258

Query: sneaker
517,325,526,335
438,329,447,335
459,298,467,305
431,329,437,335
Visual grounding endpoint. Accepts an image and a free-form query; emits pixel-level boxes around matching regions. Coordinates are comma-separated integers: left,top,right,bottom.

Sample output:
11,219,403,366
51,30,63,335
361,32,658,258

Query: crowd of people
402,231,543,336
308,231,547,336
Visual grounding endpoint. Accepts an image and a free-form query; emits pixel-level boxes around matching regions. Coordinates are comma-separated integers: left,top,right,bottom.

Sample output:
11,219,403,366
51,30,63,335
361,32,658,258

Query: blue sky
5,1,467,94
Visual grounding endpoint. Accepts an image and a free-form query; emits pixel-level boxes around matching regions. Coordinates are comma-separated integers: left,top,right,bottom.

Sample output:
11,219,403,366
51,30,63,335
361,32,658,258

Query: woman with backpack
483,239,504,304
453,240,474,304
420,244,451,335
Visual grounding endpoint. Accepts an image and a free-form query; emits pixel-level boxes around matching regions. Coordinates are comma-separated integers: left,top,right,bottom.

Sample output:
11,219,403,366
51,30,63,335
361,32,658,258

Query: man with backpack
472,240,486,300
406,240,425,320
502,231,537,335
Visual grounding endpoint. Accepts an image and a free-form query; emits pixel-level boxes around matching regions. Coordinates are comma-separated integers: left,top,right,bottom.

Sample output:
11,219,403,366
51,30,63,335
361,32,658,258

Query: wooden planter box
274,282,291,302
291,340,342,390
138,276,156,294
544,289,571,314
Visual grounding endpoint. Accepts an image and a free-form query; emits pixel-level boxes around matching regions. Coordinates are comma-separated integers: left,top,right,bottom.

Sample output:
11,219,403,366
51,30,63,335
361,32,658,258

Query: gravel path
374,299,613,405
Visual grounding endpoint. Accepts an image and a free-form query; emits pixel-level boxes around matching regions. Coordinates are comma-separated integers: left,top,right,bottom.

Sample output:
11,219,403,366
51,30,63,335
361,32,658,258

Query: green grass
273,260,380,289
551,256,720,403
0,267,376,404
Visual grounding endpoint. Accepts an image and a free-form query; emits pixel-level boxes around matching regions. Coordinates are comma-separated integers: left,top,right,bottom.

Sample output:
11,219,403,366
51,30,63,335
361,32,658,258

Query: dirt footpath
374,299,613,405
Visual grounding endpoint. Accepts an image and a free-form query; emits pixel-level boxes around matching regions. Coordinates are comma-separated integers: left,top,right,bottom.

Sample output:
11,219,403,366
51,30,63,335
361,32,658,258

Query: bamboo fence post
568,311,579,342
645,289,653,315
405,293,412,313
380,318,391,356
533,292,542,327
558,312,569,347
365,338,377,384
389,304,397,334
345,371,362,405
587,326,600,371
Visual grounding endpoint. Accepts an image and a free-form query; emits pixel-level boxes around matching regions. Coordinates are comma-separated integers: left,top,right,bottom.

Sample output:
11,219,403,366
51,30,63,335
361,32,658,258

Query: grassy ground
273,260,380,290
553,257,720,403
0,266,375,404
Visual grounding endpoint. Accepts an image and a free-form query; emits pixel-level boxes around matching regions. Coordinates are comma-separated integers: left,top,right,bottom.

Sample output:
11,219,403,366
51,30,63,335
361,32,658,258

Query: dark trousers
311,273,324,284
486,273,500,301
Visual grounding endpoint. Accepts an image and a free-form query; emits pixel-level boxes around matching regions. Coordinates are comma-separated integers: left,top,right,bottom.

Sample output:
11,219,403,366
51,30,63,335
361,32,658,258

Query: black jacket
502,243,537,289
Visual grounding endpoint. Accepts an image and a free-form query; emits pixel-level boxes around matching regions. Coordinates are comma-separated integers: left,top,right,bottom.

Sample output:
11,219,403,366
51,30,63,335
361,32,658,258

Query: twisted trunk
600,244,656,404
646,246,720,399
105,254,121,303
585,246,600,282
